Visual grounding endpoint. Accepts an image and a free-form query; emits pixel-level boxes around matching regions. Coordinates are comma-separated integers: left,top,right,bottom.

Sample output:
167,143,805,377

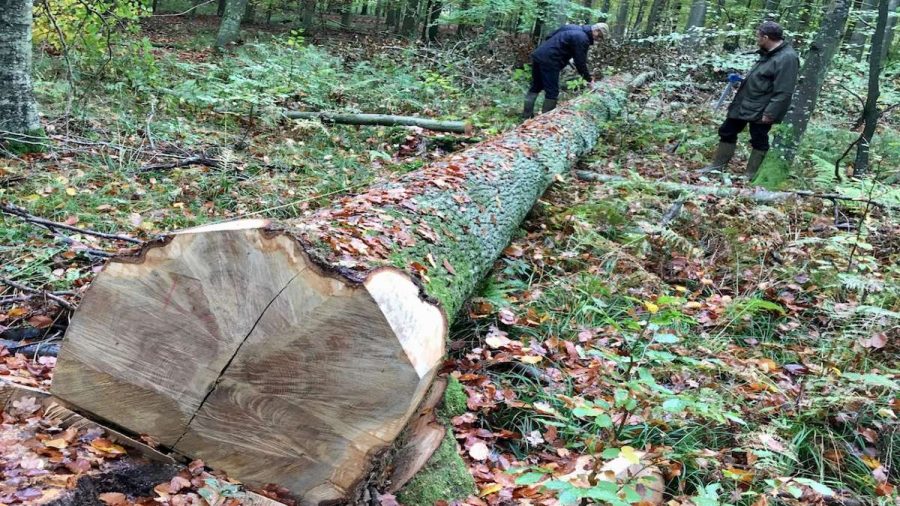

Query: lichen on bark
0,0,44,154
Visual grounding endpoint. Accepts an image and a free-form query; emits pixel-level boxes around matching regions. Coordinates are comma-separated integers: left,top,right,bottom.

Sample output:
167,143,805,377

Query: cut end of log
52,219,446,503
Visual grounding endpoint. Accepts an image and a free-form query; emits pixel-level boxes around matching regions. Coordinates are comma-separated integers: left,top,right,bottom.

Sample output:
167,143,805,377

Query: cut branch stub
52,220,446,504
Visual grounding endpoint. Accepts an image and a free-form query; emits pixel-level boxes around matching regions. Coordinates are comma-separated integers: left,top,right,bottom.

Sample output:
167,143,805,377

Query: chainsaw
713,72,744,111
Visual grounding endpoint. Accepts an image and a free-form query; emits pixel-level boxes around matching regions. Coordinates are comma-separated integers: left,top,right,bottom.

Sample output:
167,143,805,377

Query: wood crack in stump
170,270,303,450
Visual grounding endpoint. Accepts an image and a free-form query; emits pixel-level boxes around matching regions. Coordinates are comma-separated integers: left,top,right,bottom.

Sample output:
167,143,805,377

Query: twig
151,0,216,17
138,155,221,173
834,135,861,182
0,278,75,310
1,202,142,244
41,0,76,132
660,198,684,225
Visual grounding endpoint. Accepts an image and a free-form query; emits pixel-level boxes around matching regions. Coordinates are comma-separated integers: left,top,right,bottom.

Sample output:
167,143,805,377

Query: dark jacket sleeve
764,53,799,120
572,34,592,81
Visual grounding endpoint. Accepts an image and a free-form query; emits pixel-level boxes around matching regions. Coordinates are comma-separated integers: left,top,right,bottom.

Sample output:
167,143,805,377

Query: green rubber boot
522,92,539,120
745,149,767,180
541,98,558,113
699,142,736,172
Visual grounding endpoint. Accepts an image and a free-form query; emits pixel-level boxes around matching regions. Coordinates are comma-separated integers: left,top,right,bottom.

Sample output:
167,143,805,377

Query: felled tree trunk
0,0,44,154
51,80,628,504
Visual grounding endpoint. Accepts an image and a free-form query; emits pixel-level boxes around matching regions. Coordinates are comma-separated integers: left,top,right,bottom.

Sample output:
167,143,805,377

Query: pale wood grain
53,223,446,503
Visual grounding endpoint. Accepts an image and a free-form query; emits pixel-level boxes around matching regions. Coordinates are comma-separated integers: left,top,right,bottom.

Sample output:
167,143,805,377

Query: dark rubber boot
745,149,767,180
522,92,539,120
541,98,558,113
699,142,736,172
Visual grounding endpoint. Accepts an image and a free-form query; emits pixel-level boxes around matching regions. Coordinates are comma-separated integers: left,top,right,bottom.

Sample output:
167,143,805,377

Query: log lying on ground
51,78,628,504
575,171,900,211
284,110,474,134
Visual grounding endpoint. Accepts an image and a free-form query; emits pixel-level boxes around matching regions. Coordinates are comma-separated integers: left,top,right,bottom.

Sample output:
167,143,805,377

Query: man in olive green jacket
704,21,799,178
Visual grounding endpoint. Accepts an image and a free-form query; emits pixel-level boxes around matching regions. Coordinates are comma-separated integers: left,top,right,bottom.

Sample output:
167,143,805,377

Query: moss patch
752,150,790,189
442,376,468,419
396,430,475,505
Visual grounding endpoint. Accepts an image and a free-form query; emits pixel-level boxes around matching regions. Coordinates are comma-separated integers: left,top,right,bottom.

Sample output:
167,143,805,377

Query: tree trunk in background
361,1,368,15
763,0,781,19
424,0,442,41
152,0,159,13
214,0,250,47
302,0,317,28
401,0,420,36
848,0,876,58
218,0,226,16
243,0,256,23
532,0,549,41
456,0,469,35
685,0,707,31
550,0,570,27
583,0,594,22
772,0,850,161
854,0,889,176
614,0,631,37
341,3,352,27
601,0,612,15
0,0,43,153
684,0,707,44
632,0,648,31
878,0,898,61
645,0,667,34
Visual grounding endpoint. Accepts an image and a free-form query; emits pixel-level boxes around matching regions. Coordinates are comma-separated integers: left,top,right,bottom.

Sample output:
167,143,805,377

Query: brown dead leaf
98,492,129,506
499,309,517,325
27,315,54,329
43,437,69,449
875,483,894,496
91,438,126,455
858,333,887,349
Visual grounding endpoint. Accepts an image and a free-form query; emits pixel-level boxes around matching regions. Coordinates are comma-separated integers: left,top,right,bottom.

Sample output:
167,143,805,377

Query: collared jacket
531,25,595,80
728,41,800,123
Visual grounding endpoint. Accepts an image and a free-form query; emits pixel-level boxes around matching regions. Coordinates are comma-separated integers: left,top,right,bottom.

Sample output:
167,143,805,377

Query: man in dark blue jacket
523,22,609,119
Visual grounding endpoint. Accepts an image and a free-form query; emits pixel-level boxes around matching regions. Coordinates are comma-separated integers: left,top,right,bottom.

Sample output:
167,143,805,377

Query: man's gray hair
591,22,610,39
757,21,784,40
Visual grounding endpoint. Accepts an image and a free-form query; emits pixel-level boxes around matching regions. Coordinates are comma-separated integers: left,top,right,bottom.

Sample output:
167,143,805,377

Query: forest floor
1,17,898,506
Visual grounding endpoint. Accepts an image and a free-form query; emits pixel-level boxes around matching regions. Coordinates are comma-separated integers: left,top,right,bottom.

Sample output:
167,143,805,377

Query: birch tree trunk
853,0,889,176
214,0,251,47
0,0,43,154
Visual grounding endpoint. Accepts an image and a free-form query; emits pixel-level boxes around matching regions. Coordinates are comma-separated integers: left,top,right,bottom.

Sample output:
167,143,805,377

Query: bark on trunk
853,0,889,176
401,0,421,36
0,0,43,153
214,0,250,47
51,80,629,505
684,0,707,42
644,0,667,34
848,0,876,59
302,0,317,29
424,0,442,41
763,0,781,18
772,0,850,161
614,0,631,37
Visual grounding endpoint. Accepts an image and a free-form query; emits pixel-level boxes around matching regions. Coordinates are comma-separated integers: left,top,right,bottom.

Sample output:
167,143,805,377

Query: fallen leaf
91,438,126,455
875,483,894,496
65,187,77,196
478,483,503,497
498,309,516,325
43,438,69,449
469,442,490,461
27,314,54,329
98,492,128,506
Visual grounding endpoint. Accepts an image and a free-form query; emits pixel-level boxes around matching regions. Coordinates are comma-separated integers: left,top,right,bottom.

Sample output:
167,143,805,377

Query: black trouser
718,117,773,151
528,60,561,100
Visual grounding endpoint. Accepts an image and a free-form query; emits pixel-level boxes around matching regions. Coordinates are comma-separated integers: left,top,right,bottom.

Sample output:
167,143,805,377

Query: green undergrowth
449,109,898,505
